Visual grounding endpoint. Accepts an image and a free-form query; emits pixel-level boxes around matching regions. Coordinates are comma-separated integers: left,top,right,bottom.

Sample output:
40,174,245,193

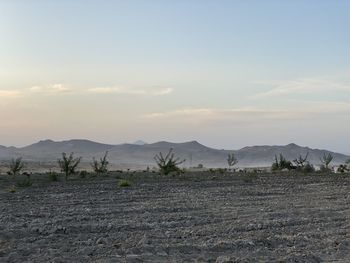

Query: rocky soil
1,172,350,262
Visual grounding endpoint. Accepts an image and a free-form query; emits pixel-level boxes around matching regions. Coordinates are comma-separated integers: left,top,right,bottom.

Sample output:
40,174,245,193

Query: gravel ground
1,172,350,262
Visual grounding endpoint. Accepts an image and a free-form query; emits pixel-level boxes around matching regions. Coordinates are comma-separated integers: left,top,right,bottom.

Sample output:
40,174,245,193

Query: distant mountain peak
38,139,54,143
133,140,147,145
187,140,201,145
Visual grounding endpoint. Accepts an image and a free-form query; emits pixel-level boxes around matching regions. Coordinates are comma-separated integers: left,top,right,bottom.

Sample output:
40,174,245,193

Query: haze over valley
0,139,348,171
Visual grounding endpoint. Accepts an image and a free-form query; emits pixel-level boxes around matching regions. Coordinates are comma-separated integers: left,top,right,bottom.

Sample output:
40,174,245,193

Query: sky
0,0,350,153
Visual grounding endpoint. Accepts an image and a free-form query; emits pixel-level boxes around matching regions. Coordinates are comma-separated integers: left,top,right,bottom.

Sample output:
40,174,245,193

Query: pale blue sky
0,0,350,152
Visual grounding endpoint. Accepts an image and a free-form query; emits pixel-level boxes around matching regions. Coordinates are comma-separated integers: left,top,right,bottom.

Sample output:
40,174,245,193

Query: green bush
119,179,131,187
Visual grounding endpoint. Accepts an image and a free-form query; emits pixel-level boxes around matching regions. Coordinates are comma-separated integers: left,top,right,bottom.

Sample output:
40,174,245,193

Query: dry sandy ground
0,172,350,262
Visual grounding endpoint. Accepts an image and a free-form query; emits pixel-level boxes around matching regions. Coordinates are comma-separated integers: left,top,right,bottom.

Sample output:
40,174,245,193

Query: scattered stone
216,255,234,263
96,237,108,245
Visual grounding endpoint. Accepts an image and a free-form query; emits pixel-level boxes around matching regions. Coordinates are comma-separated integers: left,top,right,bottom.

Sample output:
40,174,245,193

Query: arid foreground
1,172,350,262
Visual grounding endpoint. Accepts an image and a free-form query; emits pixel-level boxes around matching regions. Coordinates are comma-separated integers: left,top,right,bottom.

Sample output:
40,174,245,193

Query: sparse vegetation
320,153,333,168
48,171,59,181
302,162,315,173
91,151,109,175
242,174,258,183
293,152,309,168
58,152,81,180
8,157,24,176
292,152,315,173
79,170,88,178
208,168,227,175
16,178,32,187
227,153,238,171
319,153,334,172
8,185,16,193
154,148,185,175
271,154,293,171
119,179,131,187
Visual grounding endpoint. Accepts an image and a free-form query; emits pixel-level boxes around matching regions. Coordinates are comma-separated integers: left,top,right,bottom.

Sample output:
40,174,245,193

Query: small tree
320,153,333,169
91,151,109,175
271,154,293,171
58,152,81,180
8,157,24,176
227,153,238,171
154,148,185,175
293,152,309,168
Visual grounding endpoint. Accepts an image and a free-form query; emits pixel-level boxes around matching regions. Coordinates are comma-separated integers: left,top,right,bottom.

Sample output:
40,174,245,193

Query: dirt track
1,172,350,262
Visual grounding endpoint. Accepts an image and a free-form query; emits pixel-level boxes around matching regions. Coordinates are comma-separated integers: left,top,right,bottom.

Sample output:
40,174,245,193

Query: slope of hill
0,139,348,168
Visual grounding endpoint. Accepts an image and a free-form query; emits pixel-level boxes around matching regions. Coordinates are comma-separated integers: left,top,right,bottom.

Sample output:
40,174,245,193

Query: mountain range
0,139,348,170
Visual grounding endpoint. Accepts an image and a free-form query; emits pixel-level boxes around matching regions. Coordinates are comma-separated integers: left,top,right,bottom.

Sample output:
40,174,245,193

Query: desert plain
1,171,349,262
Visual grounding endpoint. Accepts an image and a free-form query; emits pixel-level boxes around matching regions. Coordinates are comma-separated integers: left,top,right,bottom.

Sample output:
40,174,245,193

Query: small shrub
8,157,25,176
154,148,185,175
8,185,16,193
272,154,293,171
48,171,59,181
119,179,131,187
302,162,315,173
210,168,227,175
91,151,109,175
227,153,238,171
319,164,332,173
242,174,257,183
79,170,88,178
58,152,81,180
293,153,309,168
217,168,226,175
320,153,333,170
16,178,32,187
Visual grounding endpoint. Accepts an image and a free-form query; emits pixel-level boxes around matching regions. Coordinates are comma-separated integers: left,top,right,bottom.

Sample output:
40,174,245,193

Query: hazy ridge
0,139,348,169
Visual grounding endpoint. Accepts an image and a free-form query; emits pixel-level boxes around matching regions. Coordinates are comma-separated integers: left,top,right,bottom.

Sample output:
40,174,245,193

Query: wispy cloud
144,103,350,123
88,86,173,96
0,90,22,98
144,107,305,122
30,84,71,94
253,78,350,98
0,84,173,101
